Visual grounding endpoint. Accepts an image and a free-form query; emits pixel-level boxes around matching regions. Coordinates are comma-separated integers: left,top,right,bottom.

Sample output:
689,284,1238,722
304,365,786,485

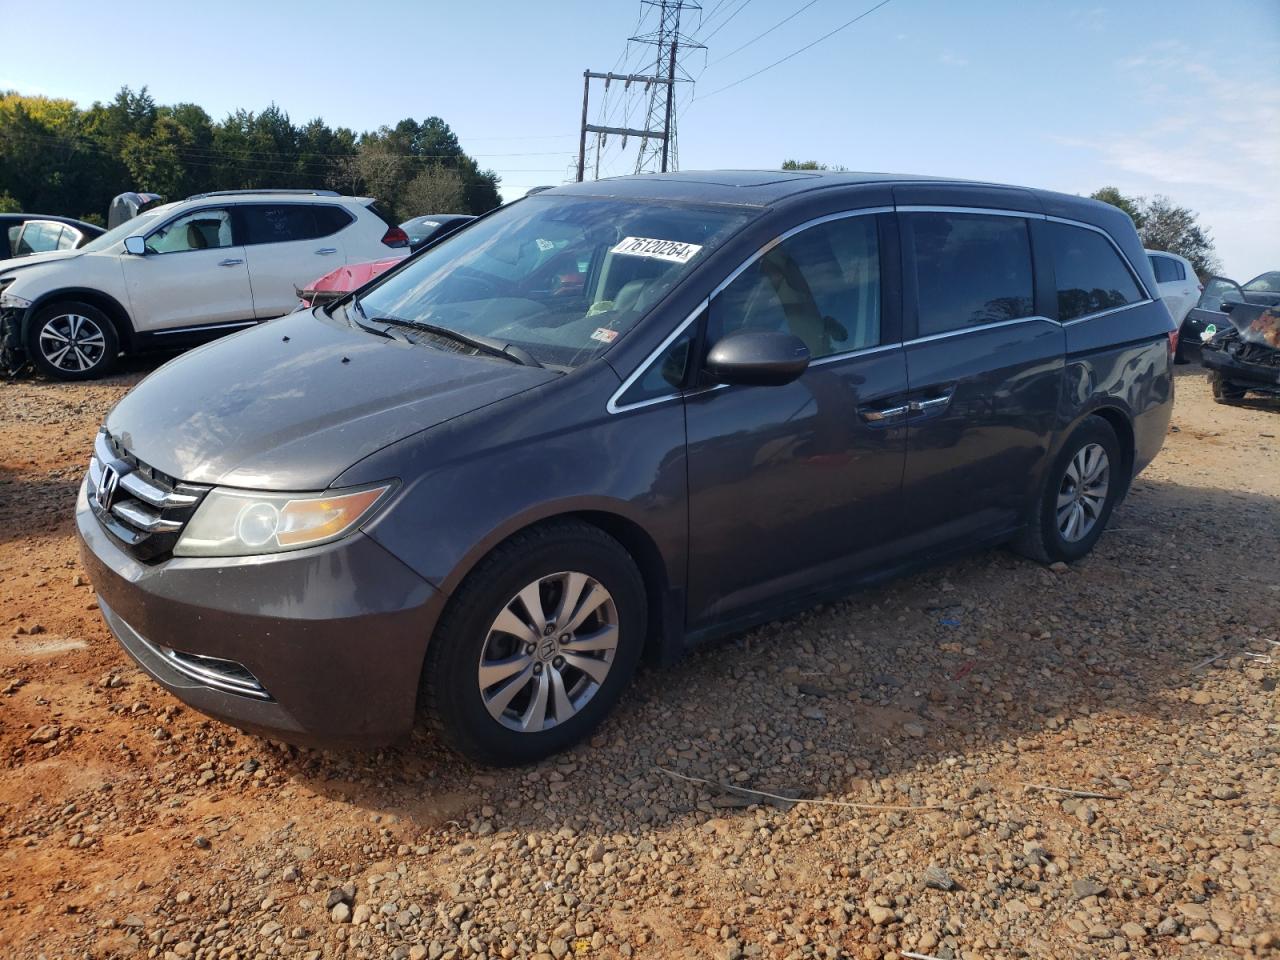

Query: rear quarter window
1048,222,1143,322
1149,254,1184,284
314,205,354,238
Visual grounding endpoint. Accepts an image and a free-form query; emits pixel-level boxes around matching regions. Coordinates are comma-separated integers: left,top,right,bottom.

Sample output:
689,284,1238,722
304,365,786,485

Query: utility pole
575,71,673,182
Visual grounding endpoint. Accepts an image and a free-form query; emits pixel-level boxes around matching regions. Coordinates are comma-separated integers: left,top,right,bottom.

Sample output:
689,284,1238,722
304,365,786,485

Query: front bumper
1202,345,1280,392
76,480,447,748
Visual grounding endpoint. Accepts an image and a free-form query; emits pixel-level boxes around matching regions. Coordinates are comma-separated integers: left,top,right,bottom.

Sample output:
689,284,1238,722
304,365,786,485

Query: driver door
683,211,909,628
121,207,255,332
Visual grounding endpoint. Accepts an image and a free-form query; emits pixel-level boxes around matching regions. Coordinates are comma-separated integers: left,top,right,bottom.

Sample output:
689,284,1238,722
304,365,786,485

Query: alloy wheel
477,571,618,732
38,313,107,373
1056,442,1109,542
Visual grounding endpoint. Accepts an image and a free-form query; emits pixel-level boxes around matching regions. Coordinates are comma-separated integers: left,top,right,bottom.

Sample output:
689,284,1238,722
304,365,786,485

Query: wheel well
455,511,678,666
1088,407,1135,499
28,291,135,351
563,511,676,665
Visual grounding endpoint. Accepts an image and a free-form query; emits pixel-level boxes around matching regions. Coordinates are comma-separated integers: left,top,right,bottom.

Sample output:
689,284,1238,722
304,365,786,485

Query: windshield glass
1243,271,1280,293
78,209,169,252
352,195,752,368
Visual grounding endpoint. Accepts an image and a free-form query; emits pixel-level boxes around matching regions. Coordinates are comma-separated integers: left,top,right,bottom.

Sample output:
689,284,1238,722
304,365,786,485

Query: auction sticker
591,327,620,343
610,236,702,264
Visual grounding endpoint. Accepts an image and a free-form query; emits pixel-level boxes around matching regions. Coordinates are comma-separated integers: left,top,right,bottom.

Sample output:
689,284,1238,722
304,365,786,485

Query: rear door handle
217,258,243,267
316,247,338,255
908,393,953,416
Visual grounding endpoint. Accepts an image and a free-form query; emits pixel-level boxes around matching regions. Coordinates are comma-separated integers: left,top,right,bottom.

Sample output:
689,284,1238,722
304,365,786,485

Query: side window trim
897,205,1153,328
607,206,894,415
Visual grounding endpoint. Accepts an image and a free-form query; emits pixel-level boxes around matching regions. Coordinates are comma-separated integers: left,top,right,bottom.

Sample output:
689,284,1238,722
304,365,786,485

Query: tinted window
619,326,695,406
147,209,233,253
1047,222,1142,322
313,205,353,238
904,213,1034,336
710,214,881,359
241,205,319,245
1149,254,1184,284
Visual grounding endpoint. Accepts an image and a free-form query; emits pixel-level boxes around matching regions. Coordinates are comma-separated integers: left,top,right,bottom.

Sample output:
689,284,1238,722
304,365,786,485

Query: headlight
173,483,394,557
0,284,31,309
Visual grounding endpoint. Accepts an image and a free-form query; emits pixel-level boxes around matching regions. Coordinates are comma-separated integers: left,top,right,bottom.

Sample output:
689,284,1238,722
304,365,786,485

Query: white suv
1146,249,1201,327
0,190,409,380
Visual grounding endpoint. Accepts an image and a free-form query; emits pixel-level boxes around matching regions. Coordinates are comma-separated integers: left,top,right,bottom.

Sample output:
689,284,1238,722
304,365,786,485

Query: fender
20,287,137,349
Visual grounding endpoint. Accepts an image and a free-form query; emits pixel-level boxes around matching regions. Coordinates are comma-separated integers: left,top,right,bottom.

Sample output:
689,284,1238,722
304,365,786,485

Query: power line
695,0,755,43
693,0,896,101
705,0,824,66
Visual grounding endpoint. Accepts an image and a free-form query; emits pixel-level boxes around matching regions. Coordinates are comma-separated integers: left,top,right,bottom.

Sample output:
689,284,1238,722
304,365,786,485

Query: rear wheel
26,301,119,381
1014,416,1122,564
421,521,646,766
1208,371,1247,402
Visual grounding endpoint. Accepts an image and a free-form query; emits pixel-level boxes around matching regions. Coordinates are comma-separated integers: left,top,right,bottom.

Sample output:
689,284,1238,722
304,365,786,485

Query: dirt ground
0,359,1276,960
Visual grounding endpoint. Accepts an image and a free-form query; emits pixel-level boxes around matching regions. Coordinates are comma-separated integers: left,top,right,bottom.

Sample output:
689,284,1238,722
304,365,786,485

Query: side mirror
123,236,146,256
1220,301,1236,314
705,330,810,387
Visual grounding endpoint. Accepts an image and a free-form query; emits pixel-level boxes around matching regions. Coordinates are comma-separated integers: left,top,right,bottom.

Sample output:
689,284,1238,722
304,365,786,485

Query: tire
1013,416,1122,565
26,301,120,381
421,520,647,766
1208,371,1247,403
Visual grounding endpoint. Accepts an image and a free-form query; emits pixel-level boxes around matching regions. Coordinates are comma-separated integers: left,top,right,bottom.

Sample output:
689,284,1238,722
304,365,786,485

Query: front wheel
1013,417,1122,564
421,521,646,766
26,301,119,381
1208,371,1247,403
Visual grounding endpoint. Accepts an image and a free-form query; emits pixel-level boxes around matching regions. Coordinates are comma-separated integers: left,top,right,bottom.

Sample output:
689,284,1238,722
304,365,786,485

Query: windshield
1243,271,1280,293
79,209,168,253
352,195,752,368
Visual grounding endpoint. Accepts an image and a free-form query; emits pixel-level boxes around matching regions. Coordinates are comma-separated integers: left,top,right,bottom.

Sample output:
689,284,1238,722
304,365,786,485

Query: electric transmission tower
632,0,702,174
575,0,702,181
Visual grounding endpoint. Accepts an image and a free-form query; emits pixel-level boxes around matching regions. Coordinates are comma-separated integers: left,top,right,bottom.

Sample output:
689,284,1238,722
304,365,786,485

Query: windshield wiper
350,296,542,368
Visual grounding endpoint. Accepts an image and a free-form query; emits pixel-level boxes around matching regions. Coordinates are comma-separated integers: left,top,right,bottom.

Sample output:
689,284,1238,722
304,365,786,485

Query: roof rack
184,189,341,201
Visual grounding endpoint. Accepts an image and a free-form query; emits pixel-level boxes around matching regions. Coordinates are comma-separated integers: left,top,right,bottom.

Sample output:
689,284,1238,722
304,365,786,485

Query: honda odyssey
76,171,1175,765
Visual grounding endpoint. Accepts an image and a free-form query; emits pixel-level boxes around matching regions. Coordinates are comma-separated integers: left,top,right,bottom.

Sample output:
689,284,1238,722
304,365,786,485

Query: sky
2,0,1277,279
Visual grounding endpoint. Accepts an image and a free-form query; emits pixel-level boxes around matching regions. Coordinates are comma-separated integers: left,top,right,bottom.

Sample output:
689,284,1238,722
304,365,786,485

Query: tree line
0,87,503,224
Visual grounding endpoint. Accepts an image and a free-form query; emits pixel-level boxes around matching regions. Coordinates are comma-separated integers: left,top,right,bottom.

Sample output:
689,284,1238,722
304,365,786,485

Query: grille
86,430,210,561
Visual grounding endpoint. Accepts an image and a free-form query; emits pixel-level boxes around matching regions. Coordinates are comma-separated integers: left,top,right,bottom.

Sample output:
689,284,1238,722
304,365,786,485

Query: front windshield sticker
610,236,703,264
591,327,620,343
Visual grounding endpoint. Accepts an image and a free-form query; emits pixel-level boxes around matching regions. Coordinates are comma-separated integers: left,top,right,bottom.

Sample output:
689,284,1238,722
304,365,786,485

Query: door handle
218,258,243,267
316,247,338,255
908,394,953,416
861,403,909,423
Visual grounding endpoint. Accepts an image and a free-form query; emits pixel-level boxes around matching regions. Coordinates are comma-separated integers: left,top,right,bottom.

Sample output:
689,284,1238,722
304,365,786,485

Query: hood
0,248,84,276
106,310,558,490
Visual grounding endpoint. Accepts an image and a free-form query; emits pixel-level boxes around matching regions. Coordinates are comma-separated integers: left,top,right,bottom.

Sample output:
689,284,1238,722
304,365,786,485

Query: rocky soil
0,361,1276,960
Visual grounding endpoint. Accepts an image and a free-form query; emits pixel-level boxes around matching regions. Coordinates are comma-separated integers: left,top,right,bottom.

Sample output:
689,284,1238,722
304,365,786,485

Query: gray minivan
77,171,1175,765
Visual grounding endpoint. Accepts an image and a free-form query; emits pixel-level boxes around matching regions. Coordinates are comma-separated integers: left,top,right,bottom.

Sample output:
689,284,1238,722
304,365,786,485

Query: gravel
0,364,1277,958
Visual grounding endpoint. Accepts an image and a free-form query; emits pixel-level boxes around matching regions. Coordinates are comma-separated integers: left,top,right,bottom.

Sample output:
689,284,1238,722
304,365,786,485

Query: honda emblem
96,464,120,512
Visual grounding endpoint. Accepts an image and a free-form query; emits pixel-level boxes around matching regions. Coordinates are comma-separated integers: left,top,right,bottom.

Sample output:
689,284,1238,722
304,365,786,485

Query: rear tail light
1168,330,1179,357
380,226,409,248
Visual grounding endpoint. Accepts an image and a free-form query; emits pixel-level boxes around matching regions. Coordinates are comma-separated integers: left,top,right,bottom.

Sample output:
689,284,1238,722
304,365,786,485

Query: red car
298,214,474,307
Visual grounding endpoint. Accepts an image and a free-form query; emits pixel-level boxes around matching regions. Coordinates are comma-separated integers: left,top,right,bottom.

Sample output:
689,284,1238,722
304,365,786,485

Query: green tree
781,159,848,171
1089,186,1147,230
0,87,502,222
1090,187,1220,278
